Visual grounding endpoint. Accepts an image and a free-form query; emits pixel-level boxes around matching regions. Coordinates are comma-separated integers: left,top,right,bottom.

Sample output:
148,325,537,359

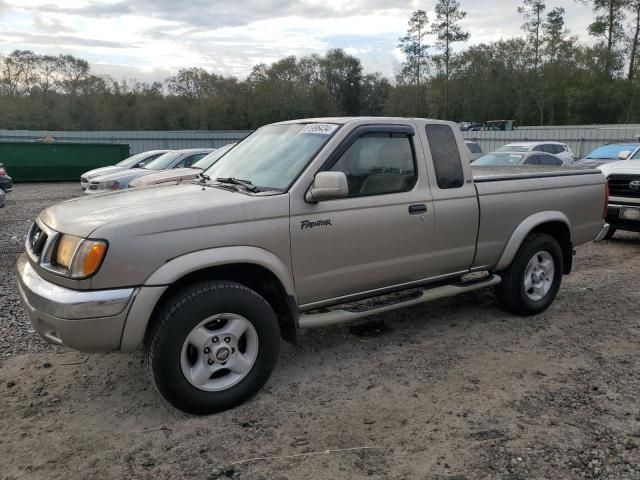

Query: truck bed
470,164,606,270
472,165,602,182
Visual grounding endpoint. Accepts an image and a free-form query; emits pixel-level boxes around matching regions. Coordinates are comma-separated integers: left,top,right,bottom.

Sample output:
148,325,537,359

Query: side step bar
298,274,501,329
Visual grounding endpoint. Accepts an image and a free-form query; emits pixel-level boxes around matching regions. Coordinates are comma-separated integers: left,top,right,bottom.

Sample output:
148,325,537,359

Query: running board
298,274,501,329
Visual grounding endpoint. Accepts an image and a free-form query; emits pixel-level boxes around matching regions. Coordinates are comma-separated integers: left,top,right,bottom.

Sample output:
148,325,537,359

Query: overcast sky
0,1,601,82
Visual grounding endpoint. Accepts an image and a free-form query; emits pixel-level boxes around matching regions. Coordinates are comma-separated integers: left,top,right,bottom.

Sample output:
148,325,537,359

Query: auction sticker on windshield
300,123,339,135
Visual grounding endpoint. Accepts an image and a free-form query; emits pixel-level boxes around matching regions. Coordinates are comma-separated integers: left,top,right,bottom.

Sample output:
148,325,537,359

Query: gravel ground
1,183,639,480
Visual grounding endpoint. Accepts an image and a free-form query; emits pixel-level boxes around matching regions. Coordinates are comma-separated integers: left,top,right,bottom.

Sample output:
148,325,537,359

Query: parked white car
85,149,214,194
80,150,171,190
495,142,574,165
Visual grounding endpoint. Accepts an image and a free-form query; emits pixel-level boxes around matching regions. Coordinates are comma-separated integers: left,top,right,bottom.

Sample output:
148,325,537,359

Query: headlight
100,180,119,190
55,235,108,278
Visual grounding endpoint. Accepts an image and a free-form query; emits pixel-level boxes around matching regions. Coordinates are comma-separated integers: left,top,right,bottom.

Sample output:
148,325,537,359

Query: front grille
608,174,640,199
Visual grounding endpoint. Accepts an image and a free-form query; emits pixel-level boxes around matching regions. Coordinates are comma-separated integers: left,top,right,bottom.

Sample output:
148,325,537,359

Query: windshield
116,151,161,168
195,143,235,170
586,144,638,160
143,151,183,170
631,149,640,160
496,145,530,152
474,153,524,165
206,123,339,190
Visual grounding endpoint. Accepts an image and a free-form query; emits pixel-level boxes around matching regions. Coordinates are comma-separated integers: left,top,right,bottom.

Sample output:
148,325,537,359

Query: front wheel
144,281,280,414
495,233,563,316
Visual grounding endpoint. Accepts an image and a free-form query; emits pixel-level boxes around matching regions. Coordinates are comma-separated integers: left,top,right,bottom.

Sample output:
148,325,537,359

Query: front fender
495,211,571,271
118,246,296,352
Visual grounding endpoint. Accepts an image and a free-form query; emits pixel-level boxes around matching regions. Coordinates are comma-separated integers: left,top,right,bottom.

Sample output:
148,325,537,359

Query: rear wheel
495,233,563,316
145,281,280,414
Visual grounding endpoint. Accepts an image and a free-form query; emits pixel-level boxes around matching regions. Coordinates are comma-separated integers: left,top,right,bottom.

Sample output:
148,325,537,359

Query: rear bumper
16,254,135,352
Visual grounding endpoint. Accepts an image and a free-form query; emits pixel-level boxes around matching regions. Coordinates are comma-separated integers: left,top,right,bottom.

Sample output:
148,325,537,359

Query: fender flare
495,211,572,271
144,245,296,297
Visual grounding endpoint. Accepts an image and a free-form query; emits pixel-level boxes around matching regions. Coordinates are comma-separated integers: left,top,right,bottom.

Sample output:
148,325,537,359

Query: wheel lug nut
204,347,210,354
213,337,219,343
224,337,231,343
207,359,214,365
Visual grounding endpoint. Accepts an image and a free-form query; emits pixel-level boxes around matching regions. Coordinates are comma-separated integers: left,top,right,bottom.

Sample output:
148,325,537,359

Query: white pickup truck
18,117,609,414
599,157,640,238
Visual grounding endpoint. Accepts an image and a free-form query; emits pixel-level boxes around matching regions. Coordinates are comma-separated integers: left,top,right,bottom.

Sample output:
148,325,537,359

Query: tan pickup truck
17,117,610,414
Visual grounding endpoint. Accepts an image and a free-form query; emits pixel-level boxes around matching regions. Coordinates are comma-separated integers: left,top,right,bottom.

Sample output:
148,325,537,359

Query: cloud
36,0,410,29
1,0,599,83
32,13,73,33
0,30,137,48
37,1,132,19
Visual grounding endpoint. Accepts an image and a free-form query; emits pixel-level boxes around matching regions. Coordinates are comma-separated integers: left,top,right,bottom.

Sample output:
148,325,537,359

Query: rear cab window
425,124,464,189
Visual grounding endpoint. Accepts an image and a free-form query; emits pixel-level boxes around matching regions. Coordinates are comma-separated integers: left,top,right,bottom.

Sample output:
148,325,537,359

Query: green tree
627,0,640,80
586,0,628,79
431,0,469,118
318,49,363,115
398,10,430,115
518,0,546,71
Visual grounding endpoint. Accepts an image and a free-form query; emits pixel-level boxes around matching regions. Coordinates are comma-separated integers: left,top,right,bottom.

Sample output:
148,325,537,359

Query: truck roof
273,117,453,126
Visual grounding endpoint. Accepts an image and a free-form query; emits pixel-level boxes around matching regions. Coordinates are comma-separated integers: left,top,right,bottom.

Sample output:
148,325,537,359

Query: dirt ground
1,183,639,480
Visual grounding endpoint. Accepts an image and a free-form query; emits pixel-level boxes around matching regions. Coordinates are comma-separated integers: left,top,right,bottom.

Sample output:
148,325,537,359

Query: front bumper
16,254,135,352
606,204,640,233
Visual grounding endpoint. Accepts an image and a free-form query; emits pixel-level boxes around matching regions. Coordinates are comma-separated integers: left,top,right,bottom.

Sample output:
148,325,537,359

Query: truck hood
40,183,282,238
598,159,640,177
128,167,201,188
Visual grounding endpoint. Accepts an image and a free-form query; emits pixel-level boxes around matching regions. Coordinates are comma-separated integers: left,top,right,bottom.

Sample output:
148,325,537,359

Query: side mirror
617,151,631,160
305,171,349,203
137,162,146,168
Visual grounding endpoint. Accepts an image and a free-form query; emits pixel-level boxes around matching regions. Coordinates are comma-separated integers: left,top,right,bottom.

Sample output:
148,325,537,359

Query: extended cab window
329,132,416,196
425,125,464,189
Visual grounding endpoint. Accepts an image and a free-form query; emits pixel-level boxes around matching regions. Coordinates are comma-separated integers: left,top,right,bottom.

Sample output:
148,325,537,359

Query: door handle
408,204,427,215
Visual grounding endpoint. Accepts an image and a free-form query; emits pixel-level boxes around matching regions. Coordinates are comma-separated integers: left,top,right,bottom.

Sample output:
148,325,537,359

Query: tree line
1,0,640,130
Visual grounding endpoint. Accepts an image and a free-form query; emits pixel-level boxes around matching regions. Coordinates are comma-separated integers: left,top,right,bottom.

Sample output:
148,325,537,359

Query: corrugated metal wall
2,124,640,159
0,130,251,154
462,125,640,158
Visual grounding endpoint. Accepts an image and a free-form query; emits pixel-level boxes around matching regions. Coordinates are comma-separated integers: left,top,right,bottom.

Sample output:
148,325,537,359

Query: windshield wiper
197,172,211,183
215,177,260,193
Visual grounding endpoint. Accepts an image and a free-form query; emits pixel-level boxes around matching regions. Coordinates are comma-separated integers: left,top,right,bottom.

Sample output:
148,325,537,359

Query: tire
603,227,616,240
144,281,280,415
495,233,563,316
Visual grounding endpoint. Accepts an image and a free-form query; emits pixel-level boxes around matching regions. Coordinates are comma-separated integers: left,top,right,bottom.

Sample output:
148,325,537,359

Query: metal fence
0,129,252,154
462,125,640,158
3,124,640,159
